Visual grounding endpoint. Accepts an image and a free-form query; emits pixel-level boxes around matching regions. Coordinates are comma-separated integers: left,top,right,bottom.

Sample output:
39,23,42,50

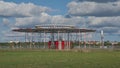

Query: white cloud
4,31,25,37
87,16,120,28
67,1,120,17
1,0,120,36
66,0,120,35
0,1,52,17
15,13,52,28
117,30,120,35
14,12,86,28
83,16,120,34
3,18,10,26
73,0,119,3
14,12,120,34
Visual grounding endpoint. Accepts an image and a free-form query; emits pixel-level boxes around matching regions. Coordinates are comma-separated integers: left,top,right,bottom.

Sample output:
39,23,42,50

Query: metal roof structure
12,24,95,33
11,25,96,49
12,28,96,33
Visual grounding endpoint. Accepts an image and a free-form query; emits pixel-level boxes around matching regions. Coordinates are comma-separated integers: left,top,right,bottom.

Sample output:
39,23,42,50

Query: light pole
101,30,104,48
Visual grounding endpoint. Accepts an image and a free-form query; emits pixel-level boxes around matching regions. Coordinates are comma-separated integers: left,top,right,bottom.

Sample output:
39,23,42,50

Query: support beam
44,31,46,49
84,32,86,48
57,31,59,41
67,32,70,49
78,30,81,49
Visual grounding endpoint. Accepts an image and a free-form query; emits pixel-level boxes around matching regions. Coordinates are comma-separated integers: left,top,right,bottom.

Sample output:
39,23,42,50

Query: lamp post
101,30,104,48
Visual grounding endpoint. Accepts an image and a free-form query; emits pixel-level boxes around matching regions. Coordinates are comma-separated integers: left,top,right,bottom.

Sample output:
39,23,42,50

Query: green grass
0,50,120,68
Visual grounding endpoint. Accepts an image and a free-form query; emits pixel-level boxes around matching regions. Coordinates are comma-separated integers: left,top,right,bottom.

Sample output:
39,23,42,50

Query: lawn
0,49,120,68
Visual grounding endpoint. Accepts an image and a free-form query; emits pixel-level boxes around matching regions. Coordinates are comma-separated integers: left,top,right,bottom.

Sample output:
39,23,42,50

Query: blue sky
4,0,71,15
0,0,120,42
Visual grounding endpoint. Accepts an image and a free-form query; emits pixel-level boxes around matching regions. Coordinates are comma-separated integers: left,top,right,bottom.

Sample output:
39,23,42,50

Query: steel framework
12,25,96,49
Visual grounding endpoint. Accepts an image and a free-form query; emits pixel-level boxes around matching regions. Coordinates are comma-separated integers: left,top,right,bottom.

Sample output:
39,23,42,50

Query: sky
0,0,120,42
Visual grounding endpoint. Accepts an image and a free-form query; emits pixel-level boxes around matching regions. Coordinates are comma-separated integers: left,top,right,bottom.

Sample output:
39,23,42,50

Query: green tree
104,41,112,46
117,42,120,46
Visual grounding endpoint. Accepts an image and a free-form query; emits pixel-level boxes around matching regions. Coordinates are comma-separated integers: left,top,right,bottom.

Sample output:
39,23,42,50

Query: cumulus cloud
15,13,51,28
88,17,120,28
73,0,119,3
117,30,120,35
83,16,120,33
0,1,52,17
67,1,120,17
1,0,119,36
4,30,25,37
14,12,86,28
14,11,120,34
3,18,10,26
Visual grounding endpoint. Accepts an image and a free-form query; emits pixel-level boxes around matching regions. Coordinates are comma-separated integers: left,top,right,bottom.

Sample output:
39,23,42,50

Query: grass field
0,49,120,68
